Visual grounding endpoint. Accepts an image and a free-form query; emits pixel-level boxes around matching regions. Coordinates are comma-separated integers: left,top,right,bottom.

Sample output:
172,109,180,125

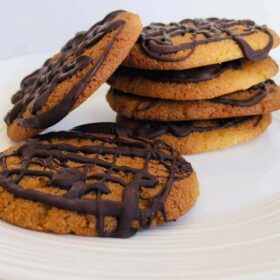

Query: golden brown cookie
123,18,280,70
5,10,143,142
0,123,199,238
109,58,278,100
116,114,271,154
107,81,280,121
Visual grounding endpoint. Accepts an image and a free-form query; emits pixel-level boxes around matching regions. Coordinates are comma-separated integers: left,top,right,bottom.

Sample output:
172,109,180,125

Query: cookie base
109,58,278,100
107,83,280,121
116,114,272,154
0,172,199,236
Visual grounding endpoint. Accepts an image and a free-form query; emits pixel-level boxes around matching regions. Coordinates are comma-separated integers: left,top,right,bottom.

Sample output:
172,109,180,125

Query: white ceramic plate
0,54,279,280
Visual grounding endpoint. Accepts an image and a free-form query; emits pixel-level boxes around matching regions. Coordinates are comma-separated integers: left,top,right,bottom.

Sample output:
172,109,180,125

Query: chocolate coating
139,18,273,62
211,80,274,106
116,115,262,138
5,11,125,129
112,59,245,83
0,123,192,238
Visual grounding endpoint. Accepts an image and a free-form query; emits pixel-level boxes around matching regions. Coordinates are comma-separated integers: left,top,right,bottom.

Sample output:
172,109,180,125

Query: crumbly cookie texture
109,58,278,100
123,18,280,70
116,114,271,154
0,124,199,237
6,11,142,142
106,82,280,121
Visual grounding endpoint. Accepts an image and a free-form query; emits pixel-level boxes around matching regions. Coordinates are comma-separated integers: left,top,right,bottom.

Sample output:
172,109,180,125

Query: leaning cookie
116,114,271,154
107,81,280,121
0,123,199,238
109,57,278,100
123,18,280,70
5,10,142,142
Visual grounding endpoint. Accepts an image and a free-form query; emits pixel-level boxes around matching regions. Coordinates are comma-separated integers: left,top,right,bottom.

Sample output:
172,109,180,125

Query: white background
0,0,280,59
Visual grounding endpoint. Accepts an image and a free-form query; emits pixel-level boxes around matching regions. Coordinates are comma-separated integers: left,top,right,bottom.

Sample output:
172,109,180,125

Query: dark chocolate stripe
115,115,262,138
112,59,245,83
210,80,274,106
0,123,192,238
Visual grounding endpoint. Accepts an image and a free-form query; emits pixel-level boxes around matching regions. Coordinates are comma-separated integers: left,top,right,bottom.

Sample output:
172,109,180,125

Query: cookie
116,114,271,154
123,18,280,70
0,123,199,238
4,10,142,142
109,57,278,100
106,81,280,121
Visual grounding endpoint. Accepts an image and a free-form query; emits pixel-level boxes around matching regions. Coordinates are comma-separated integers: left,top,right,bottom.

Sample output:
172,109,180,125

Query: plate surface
0,54,279,280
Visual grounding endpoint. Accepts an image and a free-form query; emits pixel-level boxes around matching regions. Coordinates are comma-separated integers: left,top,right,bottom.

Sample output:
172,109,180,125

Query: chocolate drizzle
113,58,245,83
4,10,126,129
211,80,274,106
116,115,262,138
0,123,192,238
139,18,273,62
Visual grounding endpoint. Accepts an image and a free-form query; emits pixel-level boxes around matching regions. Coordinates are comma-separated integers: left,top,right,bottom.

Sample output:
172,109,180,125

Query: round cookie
116,114,272,154
106,81,280,121
0,123,199,238
123,18,280,70
109,57,278,100
4,10,143,142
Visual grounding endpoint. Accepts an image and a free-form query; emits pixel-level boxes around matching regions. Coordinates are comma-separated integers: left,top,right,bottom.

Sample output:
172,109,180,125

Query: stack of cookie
1,12,280,239
107,18,280,154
